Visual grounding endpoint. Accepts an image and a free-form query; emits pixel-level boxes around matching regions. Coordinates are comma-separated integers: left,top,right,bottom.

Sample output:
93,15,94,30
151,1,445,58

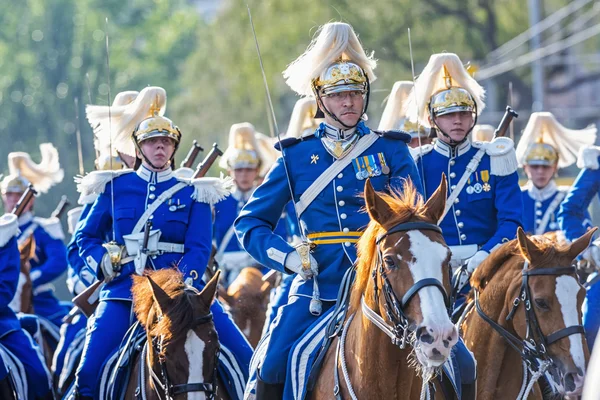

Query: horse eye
534,298,550,310
383,256,396,269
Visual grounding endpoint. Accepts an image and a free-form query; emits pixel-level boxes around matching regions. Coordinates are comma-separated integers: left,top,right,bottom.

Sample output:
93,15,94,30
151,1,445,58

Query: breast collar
136,165,174,184
433,138,471,158
525,180,558,202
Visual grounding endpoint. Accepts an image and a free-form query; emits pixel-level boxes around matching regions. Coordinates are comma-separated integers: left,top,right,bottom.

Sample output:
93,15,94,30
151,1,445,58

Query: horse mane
472,234,570,292
132,268,202,356
350,181,431,312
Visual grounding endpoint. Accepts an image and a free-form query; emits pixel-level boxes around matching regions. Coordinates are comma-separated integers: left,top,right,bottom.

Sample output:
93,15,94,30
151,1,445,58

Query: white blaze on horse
312,177,459,399
461,226,595,399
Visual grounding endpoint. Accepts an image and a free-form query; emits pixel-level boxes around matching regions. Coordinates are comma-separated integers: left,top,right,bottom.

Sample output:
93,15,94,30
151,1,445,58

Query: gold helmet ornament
516,112,597,169
286,97,322,139
283,22,376,128
379,81,430,139
471,124,495,142
219,123,262,171
254,132,279,178
1,143,64,195
405,53,485,145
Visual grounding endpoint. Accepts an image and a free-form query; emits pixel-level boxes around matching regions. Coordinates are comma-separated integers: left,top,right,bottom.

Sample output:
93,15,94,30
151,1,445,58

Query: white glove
466,250,489,274
582,244,600,266
100,253,120,282
285,250,319,280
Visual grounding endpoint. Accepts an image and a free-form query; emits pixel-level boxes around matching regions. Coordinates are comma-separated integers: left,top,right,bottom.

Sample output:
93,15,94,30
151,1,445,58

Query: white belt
449,244,478,269
120,241,185,265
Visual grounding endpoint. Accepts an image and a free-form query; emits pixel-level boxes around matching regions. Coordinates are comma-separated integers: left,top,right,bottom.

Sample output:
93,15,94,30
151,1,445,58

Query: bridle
362,221,451,348
474,262,585,372
141,311,219,400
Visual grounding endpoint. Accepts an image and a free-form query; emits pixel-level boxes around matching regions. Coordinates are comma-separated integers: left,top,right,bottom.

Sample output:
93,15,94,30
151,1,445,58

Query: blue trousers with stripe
263,273,294,334
53,312,87,383
75,298,253,398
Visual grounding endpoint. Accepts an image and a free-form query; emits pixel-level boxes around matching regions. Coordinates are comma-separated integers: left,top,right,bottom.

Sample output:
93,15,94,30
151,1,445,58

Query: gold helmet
219,123,262,171
286,97,322,139
313,61,367,96
1,143,63,194
516,112,597,169
133,113,181,145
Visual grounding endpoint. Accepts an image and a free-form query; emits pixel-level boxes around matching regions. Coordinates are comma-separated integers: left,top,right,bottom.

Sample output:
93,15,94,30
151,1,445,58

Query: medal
356,171,364,180
169,205,177,212
381,165,390,174
481,170,491,192
549,222,557,230
483,183,491,192
466,186,474,195
361,170,370,179
474,183,483,193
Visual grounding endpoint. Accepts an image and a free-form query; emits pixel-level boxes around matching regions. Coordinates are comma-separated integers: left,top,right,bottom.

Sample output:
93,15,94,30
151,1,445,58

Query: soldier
52,90,140,386
235,22,422,399
516,112,596,235
0,212,52,399
73,87,252,399
407,53,522,277
1,143,68,329
378,81,432,148
214,122,265,285
558,141,600,349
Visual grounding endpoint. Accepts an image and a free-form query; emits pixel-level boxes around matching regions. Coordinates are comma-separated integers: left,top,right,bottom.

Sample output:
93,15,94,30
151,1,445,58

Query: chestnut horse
312,178,459,399
219,267,274,347
461,227,595,399
126,269,230,400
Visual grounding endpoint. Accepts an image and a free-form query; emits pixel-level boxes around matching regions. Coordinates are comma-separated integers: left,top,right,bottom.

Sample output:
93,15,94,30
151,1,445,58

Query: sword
247,5,321,316
50,195,70,219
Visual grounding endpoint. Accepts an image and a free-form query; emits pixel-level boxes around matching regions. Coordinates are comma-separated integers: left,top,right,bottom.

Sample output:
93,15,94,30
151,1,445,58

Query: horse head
354,175,457,369
473,227,595,397
132,268,221,399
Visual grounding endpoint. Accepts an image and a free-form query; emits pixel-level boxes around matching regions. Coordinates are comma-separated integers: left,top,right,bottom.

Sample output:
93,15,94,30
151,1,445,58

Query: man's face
524,164,557,189
2,192,33,213
433,111,474,143
137,137,176,171
230,168,258,192
320,90,364,129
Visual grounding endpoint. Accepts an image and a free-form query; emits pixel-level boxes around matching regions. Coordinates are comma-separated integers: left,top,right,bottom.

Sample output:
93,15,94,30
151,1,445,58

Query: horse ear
364,179,394,228
516,227,542,264
423,173,447,223
147,275,173,315
567,227,598,260
199,269,221,307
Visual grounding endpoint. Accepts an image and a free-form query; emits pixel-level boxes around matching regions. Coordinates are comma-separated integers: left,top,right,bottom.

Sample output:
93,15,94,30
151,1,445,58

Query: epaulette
374,130,411,143
173,167,195,180
34,216,65,240
177,174,234,206
409,144,434,162
75,169,133,198
274,136,304,151
77,192,99,206
0,213,19,248
577,145,600,170
477,137,518,176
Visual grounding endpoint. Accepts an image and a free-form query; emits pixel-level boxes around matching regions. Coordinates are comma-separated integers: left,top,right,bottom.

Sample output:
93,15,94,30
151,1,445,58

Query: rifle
193,143,223,178
12,185,37,217
180,140,204,169
50,195,70,219
493,106,519,139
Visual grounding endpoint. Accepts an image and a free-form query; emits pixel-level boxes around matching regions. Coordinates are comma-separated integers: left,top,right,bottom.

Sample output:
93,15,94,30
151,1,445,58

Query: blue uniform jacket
414,139,522,252
77,166,214,300
558,151,600,241
521,181,590,235
235,124,422,300
67,203,99,295
0,234,22,338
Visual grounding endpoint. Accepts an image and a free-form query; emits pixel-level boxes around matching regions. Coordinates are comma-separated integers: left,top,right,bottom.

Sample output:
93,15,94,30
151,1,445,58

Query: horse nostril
416,327,435,344
432,348,441,356
564,373,577,392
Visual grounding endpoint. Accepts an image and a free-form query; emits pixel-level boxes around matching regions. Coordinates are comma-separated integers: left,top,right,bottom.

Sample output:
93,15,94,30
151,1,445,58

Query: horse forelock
350,182,434,313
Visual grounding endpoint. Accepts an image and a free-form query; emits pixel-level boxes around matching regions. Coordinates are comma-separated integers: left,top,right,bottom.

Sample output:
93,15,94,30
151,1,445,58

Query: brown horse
312,177,458,399
218,267,274,347
126,268,230,400
461,227,595,399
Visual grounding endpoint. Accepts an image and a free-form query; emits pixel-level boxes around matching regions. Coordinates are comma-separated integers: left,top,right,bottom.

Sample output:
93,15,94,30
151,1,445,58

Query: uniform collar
315,121,370,140
525,179,558,202
136,165,174,183
232,186,255,202
434,139,471,158
18,211,33,226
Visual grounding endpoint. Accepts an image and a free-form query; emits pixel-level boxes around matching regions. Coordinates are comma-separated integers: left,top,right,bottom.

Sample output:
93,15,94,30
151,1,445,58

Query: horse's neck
345,306,422,397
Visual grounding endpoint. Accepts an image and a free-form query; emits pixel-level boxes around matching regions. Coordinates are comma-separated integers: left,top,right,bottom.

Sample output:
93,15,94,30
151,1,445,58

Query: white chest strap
131,182,188,234
535,191,566,235
439,148,486,224
295,133,379,217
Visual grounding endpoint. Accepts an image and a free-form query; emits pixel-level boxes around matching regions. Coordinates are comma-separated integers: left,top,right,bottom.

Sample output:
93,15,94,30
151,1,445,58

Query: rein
139,311,219,400
473,262,585,396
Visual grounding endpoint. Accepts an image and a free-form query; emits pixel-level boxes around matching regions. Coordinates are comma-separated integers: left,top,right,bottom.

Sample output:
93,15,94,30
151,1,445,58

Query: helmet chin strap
430,105,478,147
315,78,371,131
